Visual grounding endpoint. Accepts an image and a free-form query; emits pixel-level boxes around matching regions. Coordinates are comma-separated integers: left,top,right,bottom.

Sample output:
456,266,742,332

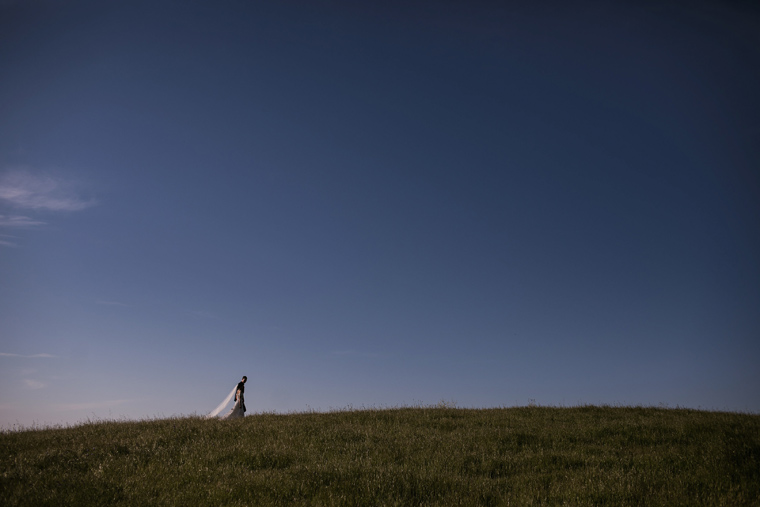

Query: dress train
206,385,240,419
221,396,245,419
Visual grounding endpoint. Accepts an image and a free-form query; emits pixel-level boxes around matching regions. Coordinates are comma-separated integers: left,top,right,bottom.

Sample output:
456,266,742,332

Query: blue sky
1,0,759,428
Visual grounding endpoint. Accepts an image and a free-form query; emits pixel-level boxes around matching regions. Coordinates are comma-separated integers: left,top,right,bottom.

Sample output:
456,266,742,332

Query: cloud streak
0,233,20,247
23,379,46,390
0,169,96,246
0,215,46,227
0,170,96,211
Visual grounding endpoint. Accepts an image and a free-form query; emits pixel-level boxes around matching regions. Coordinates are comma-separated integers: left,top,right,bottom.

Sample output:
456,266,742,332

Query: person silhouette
222,376,247,419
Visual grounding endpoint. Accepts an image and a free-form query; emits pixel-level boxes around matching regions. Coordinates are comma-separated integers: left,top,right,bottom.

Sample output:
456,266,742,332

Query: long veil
206,384,237,418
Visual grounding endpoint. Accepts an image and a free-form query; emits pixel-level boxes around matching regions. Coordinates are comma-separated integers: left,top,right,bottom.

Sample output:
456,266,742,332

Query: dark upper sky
1,0,759,426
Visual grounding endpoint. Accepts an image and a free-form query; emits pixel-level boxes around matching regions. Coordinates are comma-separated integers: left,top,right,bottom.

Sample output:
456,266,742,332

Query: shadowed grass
2,406,759,505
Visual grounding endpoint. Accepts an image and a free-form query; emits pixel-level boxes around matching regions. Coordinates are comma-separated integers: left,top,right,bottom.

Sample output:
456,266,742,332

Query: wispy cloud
0,353,56,358
0,215,46,227
0,169,96,247
0,170,96,211
0,233,19,247
23,379,46,390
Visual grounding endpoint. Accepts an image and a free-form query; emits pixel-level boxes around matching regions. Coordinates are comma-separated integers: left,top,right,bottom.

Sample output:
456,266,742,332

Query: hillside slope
2,406,759,506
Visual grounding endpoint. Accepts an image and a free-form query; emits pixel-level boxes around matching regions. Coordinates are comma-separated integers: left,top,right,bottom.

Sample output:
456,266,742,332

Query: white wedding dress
206,384,245,419
222,393,245,419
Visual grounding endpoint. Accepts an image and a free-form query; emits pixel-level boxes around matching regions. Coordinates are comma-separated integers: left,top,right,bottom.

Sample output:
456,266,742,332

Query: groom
235,376,247,413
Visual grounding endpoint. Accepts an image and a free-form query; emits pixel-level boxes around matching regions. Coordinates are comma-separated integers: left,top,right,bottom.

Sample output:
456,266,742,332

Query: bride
207,376,247,419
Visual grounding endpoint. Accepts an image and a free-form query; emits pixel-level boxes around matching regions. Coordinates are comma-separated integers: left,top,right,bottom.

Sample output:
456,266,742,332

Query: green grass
2,406,759,506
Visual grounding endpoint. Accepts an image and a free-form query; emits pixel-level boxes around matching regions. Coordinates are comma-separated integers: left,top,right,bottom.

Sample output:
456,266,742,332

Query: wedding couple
207,376,247,419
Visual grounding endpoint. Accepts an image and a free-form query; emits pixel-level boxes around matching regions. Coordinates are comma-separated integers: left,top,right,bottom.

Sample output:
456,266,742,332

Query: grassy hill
2,406,759,506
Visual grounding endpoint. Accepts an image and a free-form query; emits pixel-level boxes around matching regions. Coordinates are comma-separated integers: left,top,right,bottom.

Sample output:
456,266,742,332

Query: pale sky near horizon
1,0,759,428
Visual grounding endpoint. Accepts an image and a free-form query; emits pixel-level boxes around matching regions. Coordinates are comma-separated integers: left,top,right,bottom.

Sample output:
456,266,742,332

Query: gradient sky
1,0,759,428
